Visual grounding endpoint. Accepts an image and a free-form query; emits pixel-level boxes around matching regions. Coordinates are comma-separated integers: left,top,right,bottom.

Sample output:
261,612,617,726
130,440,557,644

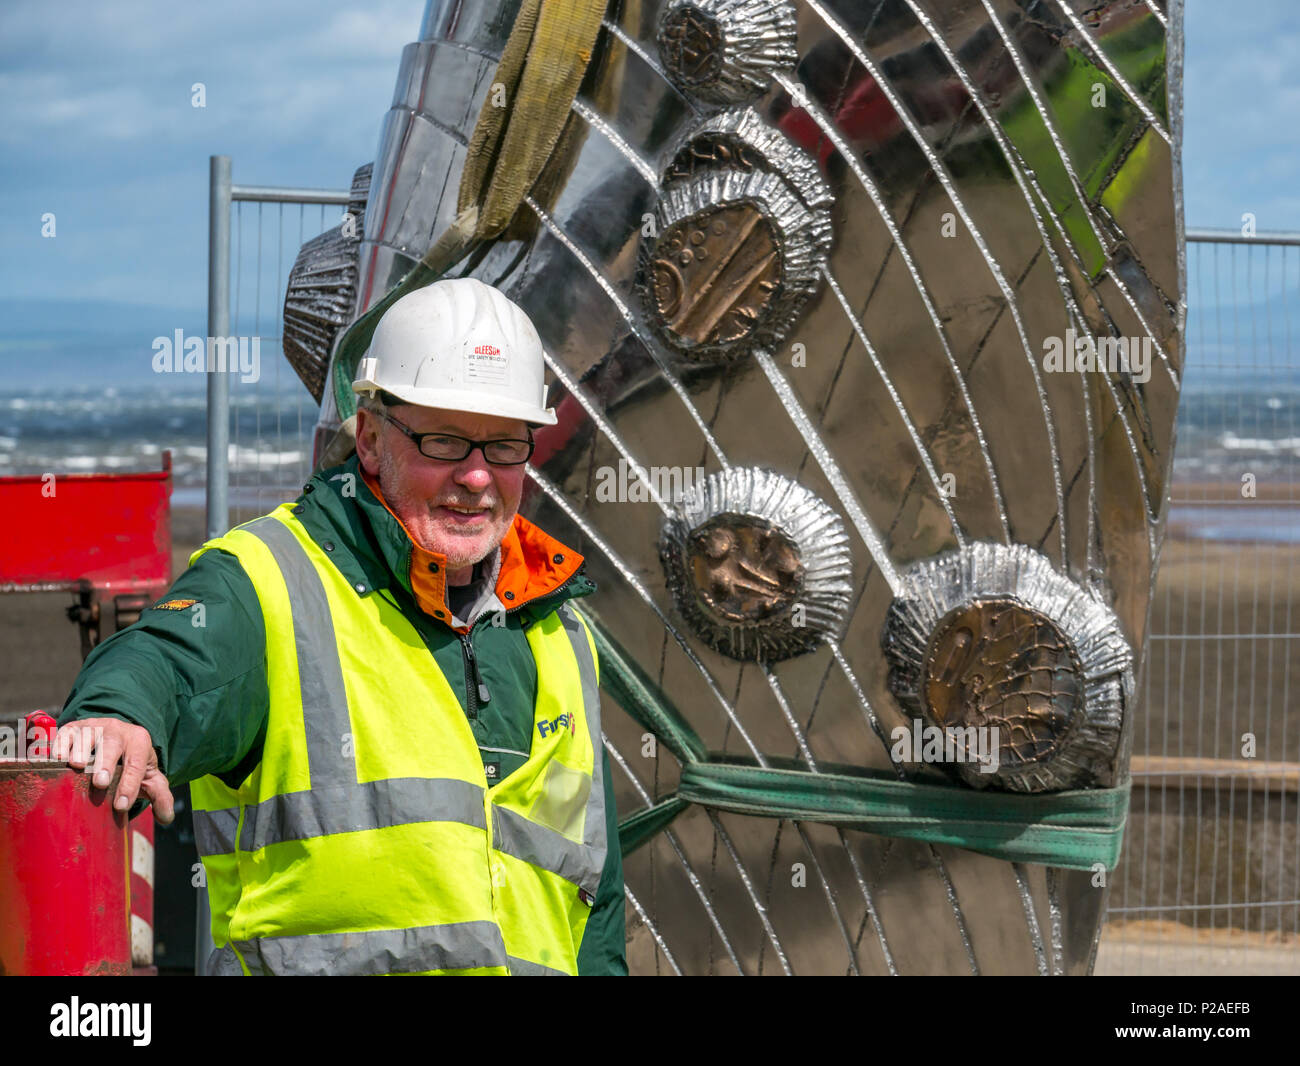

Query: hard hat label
466,343,509,385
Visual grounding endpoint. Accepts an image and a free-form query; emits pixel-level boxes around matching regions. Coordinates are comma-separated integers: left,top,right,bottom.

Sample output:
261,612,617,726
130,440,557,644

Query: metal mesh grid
226,197,345,527
1101,233,1300,976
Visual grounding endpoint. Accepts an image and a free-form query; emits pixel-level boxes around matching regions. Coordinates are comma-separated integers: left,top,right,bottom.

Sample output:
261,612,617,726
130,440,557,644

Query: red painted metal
0,763,131,975
0,452,172,594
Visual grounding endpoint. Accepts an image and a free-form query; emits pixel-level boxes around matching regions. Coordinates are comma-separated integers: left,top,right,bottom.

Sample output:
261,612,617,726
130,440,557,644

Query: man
55,278,626,976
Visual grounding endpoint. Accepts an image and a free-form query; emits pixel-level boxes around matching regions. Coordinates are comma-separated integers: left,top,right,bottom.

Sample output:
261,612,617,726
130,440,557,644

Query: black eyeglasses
381,412,534,466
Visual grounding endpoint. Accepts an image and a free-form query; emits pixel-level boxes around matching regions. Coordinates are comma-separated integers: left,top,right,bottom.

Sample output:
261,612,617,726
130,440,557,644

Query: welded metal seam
1045,865,1066,975
975,0,1179,387
1012,861,1051,976
822,268,967,549
755,348,903,593
927,844,981,975
770,69,1012,544
539,345,673,515
902,0,1158,564
798,0,1069,568
624,882,683,974
1140,0,1168,28
794,821,863,975
706,810,795,975
603,737,746,972
571,98,659,185
600,17,701,116
837,830,899,975
524,197,730,467
1050,0,1171,143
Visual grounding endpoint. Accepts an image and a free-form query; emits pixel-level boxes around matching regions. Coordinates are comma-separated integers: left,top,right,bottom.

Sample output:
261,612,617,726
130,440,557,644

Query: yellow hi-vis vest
188,506,606,975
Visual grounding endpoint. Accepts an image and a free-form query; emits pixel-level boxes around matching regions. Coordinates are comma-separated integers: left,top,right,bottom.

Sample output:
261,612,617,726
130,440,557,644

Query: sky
0,0,1296,382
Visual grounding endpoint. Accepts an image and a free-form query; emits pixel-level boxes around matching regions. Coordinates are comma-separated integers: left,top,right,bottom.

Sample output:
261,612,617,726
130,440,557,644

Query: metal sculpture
284,0,1185,975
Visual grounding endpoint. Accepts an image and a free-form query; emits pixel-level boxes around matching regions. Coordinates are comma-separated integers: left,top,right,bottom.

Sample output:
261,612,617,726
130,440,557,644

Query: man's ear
355,409,382,477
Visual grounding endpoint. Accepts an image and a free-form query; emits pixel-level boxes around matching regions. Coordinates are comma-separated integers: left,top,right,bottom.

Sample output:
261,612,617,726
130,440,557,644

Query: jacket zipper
461,568,585,719
459,630,491,717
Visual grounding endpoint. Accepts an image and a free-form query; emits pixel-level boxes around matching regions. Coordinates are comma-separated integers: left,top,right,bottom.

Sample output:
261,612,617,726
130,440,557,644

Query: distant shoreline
160,479,1300,549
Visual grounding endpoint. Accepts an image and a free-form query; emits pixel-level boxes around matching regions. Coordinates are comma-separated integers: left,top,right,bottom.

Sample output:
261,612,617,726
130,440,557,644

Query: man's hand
54,718,176,826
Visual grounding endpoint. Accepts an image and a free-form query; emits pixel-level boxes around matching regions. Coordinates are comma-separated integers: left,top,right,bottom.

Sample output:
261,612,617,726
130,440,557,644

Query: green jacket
59,453,627,976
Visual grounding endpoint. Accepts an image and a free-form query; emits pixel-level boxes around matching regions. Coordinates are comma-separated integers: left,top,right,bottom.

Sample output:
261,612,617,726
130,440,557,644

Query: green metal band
616,761,1129,871
595,609,1130,871
675,758,1130,872
617,796,692,857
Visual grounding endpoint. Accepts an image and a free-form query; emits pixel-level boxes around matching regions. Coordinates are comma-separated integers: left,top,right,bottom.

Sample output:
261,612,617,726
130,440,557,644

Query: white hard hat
352,277,557,426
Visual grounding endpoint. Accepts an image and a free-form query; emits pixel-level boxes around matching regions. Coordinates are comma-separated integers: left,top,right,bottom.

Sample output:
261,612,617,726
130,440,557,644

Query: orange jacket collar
361,466,584,628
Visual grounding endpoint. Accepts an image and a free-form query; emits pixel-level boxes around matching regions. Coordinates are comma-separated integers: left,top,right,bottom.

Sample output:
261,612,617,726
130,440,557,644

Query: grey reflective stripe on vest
489,603,608,898
493,808,603,897
228,516,489,848
207,944,247,976
243,516,355,782
193,806,239,856
231,920,512,976
564,603,608,884
237,776,486,851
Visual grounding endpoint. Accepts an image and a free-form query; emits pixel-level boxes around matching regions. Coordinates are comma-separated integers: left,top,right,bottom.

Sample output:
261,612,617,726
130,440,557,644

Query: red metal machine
0,453,173,975
0,452,174,656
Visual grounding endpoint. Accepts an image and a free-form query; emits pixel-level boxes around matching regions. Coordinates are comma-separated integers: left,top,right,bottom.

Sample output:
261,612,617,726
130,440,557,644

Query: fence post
197,154,231,976
206,155,232,543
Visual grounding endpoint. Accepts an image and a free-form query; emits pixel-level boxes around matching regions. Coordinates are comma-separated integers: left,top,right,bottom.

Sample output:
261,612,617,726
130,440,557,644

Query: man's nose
453,455,494,494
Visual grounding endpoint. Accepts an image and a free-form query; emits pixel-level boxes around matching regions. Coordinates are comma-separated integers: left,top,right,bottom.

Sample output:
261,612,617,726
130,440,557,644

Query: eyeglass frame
378,411,535,466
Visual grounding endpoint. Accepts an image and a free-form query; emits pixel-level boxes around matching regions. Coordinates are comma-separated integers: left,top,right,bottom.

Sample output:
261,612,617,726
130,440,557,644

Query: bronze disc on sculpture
659,5,725,90
641,167,832,362
657,0,798,106
922,598,1087,771
649,203,781,351
660,467,851,662
687,515,805,623
883,543,1132,794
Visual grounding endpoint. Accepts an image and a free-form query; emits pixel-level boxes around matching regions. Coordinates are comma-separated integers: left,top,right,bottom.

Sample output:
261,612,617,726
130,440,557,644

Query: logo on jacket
537,713,577,739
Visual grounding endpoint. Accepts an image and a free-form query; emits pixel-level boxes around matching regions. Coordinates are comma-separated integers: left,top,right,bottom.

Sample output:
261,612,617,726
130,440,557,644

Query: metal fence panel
1103,233,1300,975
